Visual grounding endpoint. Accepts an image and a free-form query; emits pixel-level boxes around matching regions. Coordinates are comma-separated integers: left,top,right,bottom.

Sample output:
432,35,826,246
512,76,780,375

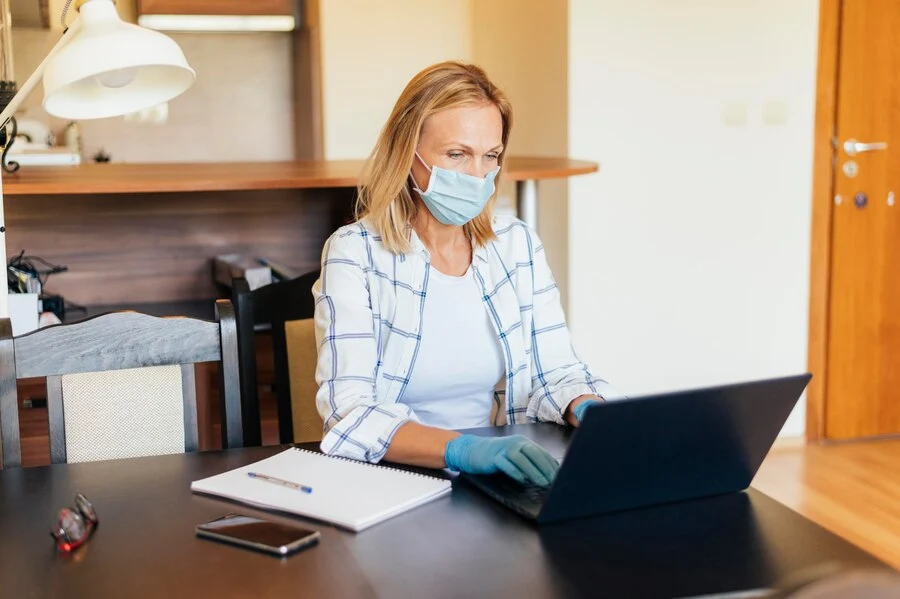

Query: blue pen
248,471,313,494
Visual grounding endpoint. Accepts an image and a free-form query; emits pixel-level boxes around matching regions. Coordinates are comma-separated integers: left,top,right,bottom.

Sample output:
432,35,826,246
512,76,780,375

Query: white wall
568,0,819,436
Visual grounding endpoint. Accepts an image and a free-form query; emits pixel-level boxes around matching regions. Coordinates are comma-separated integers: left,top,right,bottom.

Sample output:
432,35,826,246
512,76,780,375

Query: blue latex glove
572,398,600,423
445,434,559,486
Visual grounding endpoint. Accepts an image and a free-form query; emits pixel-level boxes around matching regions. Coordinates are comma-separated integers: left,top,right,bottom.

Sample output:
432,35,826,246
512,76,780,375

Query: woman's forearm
384,421,461,468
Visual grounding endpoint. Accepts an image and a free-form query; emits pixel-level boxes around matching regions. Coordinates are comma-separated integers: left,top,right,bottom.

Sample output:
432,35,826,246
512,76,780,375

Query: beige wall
315,0,569,302
9,0,135,30
316,0,472,160
10,28,295,162
471,0,569,308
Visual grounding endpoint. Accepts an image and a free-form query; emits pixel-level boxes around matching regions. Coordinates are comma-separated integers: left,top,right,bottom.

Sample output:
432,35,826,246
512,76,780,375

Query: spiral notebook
190,448,452,532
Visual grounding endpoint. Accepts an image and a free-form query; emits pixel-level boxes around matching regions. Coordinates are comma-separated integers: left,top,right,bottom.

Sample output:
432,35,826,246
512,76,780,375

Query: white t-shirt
400,266,505,429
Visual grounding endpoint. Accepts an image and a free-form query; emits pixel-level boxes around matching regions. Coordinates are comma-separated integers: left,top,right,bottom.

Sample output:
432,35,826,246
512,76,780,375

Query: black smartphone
196,514,320,556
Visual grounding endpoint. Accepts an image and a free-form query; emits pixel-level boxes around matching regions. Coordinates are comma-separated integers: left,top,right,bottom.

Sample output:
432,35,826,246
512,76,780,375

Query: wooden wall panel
5,188,354,305
293,0,324,160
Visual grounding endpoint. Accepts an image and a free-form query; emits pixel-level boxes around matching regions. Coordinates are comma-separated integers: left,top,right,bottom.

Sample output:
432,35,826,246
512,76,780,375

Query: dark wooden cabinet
14,378,51,467
199,331,279,451
2,163,359,469
137,0,296,16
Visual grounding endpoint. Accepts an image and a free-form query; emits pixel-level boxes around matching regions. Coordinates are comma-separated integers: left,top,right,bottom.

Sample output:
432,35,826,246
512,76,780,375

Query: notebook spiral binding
290,448,445,481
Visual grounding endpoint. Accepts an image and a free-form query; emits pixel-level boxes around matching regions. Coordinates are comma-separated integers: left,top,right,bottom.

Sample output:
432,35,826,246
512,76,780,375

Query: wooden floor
753,438,900,570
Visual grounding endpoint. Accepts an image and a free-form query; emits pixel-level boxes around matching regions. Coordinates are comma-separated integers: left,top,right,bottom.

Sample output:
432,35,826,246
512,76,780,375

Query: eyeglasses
51,493,98,553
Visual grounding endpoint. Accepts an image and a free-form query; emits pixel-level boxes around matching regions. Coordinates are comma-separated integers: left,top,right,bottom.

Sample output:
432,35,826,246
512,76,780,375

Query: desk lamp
0,0,195,317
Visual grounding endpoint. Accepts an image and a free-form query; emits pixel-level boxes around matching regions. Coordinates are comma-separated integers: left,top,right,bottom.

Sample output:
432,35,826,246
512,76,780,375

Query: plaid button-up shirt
313,214,622,462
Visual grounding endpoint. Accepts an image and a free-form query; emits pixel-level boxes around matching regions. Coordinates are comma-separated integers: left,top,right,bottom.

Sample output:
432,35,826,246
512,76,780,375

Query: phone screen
197,514,319,553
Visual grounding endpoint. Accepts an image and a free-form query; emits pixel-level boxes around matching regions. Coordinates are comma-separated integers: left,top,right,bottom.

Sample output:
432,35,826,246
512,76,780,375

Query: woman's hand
565,395,602,427
444,434,559,486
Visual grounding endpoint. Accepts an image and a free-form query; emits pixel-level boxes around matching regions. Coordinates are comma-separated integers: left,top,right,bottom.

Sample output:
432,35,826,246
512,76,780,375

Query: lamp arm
0,16,83,129
0,17,83,318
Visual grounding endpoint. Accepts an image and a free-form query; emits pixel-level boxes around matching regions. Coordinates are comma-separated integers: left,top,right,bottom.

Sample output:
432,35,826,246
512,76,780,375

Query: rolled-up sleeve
524,226,625,424
313,228,411,462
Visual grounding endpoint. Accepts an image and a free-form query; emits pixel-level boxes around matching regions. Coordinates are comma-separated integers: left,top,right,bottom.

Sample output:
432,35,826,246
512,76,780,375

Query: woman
313,61,620,487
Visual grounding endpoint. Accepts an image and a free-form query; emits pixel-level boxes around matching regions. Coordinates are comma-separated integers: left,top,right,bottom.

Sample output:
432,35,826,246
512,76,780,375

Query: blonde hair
356,61,513,254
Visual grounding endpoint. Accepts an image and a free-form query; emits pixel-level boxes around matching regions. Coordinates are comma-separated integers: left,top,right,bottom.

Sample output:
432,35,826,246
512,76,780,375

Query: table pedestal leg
516,179,538,230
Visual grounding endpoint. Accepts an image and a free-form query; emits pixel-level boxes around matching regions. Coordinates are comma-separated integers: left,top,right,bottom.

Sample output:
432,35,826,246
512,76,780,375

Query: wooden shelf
501,157,599,180
2,157,598,196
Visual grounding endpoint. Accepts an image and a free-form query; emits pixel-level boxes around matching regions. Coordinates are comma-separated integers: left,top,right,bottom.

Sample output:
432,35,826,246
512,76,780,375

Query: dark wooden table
0,424,888,599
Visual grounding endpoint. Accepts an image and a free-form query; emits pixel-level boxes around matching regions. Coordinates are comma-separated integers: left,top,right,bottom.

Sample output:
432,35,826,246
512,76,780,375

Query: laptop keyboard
463,473,551,520
518,483,550,504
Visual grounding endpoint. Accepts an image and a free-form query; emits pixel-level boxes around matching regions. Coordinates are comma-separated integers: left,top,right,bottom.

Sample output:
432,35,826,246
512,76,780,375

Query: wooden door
825,0,900,439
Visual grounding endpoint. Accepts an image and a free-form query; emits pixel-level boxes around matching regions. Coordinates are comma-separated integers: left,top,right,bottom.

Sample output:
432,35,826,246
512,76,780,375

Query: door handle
843,139,888,156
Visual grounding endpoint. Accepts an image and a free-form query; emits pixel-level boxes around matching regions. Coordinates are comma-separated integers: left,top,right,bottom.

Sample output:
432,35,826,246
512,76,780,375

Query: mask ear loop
414,151,432,172
410,151,432,194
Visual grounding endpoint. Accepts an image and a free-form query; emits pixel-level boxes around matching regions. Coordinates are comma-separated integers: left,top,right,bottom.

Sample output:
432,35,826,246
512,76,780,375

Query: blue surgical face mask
411,152,500,226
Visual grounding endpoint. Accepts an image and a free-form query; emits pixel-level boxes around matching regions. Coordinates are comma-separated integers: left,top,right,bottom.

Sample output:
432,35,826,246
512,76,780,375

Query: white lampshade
42,0,195,120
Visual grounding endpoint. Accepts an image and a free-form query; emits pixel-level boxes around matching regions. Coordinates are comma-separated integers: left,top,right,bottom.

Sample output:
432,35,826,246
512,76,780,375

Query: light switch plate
763,101,789,126
722,102,747,127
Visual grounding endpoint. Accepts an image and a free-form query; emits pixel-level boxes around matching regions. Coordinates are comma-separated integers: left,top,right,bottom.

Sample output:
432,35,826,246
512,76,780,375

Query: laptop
460,374,812,524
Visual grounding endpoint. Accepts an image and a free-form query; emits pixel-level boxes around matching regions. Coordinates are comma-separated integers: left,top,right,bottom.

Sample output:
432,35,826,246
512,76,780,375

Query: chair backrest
233,270,318,445
285,318,323,443
0,300,242,468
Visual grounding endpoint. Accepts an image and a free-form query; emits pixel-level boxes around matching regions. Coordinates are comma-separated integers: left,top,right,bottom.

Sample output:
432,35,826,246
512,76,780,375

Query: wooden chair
0,300,242,468
284,318,323,443
232,270,318,445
